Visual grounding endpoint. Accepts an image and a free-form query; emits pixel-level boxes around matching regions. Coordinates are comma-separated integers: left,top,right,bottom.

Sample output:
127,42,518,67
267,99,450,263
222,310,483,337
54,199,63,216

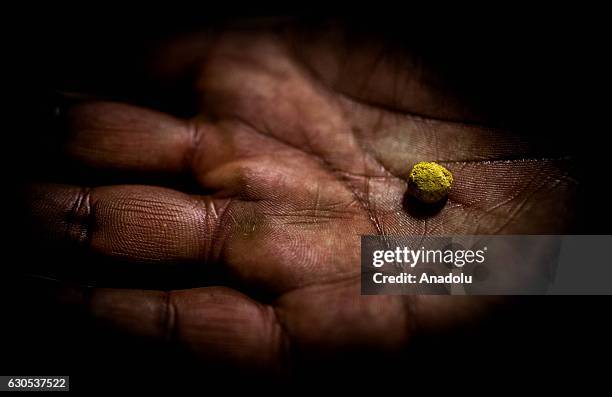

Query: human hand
25,23,577,373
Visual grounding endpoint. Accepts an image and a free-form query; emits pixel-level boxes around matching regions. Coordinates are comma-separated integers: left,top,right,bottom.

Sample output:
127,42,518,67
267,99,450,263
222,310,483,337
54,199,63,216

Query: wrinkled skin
25,24,577,373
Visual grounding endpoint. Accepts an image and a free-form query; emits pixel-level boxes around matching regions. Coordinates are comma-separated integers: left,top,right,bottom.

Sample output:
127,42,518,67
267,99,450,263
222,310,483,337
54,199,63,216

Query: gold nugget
408,162,453,204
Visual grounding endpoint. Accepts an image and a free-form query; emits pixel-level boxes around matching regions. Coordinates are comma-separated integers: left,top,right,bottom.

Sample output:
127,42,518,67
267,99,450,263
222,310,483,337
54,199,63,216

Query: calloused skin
26,24,577,373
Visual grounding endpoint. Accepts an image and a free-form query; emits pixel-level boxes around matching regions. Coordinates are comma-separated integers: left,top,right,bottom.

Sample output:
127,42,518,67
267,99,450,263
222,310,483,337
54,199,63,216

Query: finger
26,183,229,265
57,100,291,189
81,286,287,372
61,100,204,174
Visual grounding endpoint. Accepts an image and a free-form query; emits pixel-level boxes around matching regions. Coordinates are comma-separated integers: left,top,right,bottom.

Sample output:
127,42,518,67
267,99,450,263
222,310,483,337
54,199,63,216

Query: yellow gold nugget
408,162,453,204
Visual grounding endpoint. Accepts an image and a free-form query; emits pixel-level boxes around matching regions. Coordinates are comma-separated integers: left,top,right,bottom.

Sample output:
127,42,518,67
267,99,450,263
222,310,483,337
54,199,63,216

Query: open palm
26,25,577,372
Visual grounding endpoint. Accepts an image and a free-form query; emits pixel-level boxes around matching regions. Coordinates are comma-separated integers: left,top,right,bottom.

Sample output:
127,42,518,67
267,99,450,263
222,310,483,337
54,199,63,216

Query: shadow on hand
402,191,448,219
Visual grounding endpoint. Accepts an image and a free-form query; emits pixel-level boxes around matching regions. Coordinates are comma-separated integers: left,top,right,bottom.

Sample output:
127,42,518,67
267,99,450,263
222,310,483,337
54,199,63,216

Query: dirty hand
25,25,576,372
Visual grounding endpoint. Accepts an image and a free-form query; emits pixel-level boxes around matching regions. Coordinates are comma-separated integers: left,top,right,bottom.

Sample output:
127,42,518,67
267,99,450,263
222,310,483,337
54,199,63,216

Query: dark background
2,8,610,390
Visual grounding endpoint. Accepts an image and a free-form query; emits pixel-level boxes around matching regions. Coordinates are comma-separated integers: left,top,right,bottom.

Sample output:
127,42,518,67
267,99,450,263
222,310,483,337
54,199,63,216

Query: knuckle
64,186,94,247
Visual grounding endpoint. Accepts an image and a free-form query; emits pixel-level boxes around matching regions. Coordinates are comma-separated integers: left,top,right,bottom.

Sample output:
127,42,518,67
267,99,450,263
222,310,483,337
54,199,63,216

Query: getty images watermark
371,244,487,285
361,235,612,295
